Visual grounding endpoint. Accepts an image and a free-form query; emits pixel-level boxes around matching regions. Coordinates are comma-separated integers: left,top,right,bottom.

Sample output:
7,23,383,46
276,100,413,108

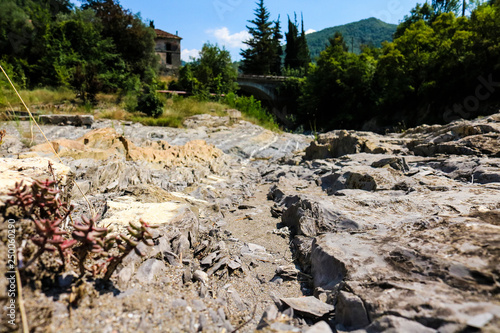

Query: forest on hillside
305,18,397,60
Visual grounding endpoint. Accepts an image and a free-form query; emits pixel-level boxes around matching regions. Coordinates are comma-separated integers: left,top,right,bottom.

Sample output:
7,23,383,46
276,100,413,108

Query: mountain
306,17,397,60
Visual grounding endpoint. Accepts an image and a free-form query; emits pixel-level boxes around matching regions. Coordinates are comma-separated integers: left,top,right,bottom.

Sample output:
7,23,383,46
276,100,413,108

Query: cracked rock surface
1,113,500,332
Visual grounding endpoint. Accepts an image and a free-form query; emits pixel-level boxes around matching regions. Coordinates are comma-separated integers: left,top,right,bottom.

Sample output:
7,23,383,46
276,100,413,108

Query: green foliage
240,0,277,75
224,92,279,130
285,15,299,69
395,0,486,37
81,0,158,82
294,3,500,131
0,0,158,99
271,17,283,75
136,85,165,118
299,32,377,130
306,18,397,60
276,75,306,120
285,13,311,72
178,43,237,97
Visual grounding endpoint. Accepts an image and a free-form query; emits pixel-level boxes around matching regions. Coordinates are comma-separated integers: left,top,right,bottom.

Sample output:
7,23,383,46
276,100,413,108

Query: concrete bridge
236,74,290,123
236,74,287,104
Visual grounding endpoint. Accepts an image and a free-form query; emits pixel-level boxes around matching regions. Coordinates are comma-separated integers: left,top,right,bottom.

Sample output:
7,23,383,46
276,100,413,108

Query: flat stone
0,157,73,199
467,313,494,329
281,296,334,318
100,197,188,229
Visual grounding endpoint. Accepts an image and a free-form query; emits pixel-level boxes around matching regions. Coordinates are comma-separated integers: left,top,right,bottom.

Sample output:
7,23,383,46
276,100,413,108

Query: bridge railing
237,74,288,81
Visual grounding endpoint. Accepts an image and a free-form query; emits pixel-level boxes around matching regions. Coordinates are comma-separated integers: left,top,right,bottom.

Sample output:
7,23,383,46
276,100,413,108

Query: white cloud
206,27,251,49
181,48,200,62
305,29,317,35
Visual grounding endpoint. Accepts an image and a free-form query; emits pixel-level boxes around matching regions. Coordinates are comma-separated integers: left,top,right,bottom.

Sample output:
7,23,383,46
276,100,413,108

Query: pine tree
240,0,275,75
271,16,283,75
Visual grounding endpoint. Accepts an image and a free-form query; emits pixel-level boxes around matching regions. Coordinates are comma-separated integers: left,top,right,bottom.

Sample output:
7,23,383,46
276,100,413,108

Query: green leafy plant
136,85,165,118
224,92,279,130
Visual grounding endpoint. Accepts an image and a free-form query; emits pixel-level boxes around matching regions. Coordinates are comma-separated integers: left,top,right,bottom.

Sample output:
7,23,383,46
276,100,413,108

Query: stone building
154,29,182,76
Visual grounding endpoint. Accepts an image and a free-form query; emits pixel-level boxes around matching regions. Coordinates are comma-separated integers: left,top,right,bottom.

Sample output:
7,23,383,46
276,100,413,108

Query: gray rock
171,299,188,308
257,304,279,330
281,296,334,318
206,256,229,276
305,321,333,333
182,268,193,285
39,114,94,127
335,291,370,330
200,251,219,266
269,322,301,332
356,315,436,333
57,272,77,288
304,130,406,159
319,165,409,193
117,264,134,288
276,265,300,279
192,300,207,311
193,270,208,285
134,259,165,284
467,313,494,329
228,258,242,270
282,197,359,237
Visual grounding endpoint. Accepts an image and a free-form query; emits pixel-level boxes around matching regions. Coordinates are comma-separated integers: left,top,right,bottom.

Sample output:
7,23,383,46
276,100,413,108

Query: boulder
319,165,408,193
304,130,408,160
38,114,94,127
282,197,359,237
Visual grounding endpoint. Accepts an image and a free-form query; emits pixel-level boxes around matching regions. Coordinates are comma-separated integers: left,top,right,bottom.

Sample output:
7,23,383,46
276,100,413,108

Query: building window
166,42,172,51
167,53,172,65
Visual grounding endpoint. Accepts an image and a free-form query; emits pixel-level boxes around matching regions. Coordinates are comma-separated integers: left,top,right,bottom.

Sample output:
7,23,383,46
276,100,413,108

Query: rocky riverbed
0,113,499,332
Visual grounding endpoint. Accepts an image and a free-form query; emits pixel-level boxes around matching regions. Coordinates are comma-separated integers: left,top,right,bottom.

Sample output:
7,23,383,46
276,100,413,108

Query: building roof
154,29,182,40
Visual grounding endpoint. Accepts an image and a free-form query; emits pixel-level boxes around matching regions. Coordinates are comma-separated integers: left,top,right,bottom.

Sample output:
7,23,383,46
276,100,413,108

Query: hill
306,17,397,60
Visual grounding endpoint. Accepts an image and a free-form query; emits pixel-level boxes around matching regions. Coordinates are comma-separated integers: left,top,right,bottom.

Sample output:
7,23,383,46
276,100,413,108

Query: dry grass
0,87,279,130
0,88,75,110
96,107,128,120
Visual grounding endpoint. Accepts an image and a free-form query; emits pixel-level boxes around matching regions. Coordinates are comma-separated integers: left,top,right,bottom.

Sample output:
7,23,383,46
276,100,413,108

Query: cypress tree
284,14,299,70
297,13,311,70
285,13,310,71
271,16,283,75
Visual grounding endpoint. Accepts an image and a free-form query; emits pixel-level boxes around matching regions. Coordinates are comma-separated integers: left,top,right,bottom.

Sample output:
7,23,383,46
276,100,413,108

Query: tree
299,32,376,130
82,0,158,82
395,1,462,37
179,42,237,96
240,0,275,75
432,0,461,15
284,14,299,70
284,13,310,72
394,2,434,37
270,17,283,75
297,14,311,70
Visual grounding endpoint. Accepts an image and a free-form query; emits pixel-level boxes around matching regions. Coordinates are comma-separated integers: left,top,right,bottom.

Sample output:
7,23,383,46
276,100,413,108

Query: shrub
224,92,279,130
136,85,165,118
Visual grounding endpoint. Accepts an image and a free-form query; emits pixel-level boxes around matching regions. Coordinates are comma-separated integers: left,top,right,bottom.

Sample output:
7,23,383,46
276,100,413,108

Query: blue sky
77,1,423,61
